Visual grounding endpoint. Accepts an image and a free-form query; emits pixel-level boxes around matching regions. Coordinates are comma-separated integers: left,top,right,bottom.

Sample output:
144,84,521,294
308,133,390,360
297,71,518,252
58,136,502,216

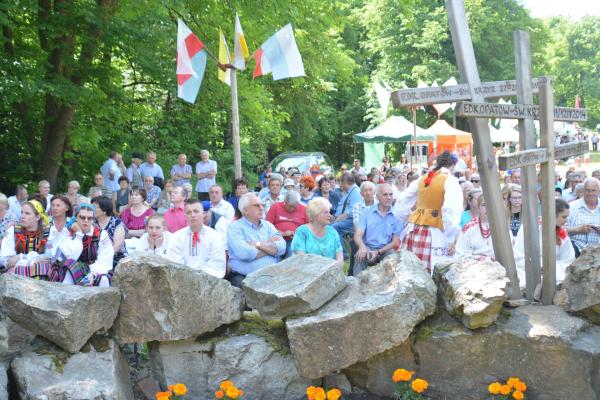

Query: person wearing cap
395,151,462,273
266,190,308,258
0,199,57,280
127,152,144,189
164,185,188,233
58,203,114,286
166,199,226,278
283,178,295,192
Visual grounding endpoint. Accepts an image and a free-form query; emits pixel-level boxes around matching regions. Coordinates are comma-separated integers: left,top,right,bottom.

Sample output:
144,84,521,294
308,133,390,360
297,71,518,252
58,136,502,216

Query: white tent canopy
489,124,519,142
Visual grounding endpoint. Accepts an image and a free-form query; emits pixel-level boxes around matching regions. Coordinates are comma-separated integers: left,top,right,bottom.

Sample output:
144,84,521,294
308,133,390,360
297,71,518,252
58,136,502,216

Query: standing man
227,193,286,288
171,154,193,186
100,151,122,193
209,185,235,221
37,180,53,214
566,177,600,257
395,151,463,273
166,199,226,278
126,152,144,189
351,159,366,175
353,183,403,275
331,172,362,256
140,151,165,189
164,186,188,233
195,150,217,201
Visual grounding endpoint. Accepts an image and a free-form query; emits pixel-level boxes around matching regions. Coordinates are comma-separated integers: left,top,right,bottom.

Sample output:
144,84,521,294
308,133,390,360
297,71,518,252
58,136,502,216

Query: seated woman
91,196,127,266
113,176,131,215
266,190,309,258
315,176,339,215
0,200,56,279
455,196,497,260
299,176,317,205
65,180,89,209
514,198,575,286
291,197,343,266
120,188,154,238
0,193,18,245
125,214,171,255
58,204,114,287
156,179,174,214
460,189,482,228
46,195,73,259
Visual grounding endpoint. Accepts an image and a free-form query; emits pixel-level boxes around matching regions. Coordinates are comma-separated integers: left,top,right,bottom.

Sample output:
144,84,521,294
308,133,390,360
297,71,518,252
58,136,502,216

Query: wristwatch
256,241,261,249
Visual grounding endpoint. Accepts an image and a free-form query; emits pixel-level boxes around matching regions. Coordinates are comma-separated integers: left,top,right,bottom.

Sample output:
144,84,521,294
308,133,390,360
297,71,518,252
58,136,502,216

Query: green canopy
353,116,434,143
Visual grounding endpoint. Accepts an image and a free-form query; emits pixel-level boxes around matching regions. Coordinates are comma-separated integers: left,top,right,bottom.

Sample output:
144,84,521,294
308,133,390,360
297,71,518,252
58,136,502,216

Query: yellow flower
215,390,225,399
306,386,317,400
507,377,521,388
500,384,511,396
513,390,524,400
514,381,527,393
172,383,187,396
226,386,240,399
314,387,326,400
392,368,415,382
156,391,172,400
411,378,429,394
488,382,502,395
326,388,342,400
220,381,234,391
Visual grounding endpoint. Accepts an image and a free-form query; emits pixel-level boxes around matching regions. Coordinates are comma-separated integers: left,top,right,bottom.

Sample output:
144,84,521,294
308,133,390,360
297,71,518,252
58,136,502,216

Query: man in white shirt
195,150,217,201
209,185,234,221
166,199,226,278
100,151,122,193
38,180,53,214
8,185,28,220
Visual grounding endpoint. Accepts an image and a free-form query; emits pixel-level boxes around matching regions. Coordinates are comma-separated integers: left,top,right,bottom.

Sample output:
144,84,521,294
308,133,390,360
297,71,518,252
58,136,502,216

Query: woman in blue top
291,197,343,265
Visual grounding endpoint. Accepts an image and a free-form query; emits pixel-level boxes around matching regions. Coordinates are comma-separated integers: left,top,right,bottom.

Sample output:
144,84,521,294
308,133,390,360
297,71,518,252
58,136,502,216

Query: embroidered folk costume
455,217,496,259
395,158,462,273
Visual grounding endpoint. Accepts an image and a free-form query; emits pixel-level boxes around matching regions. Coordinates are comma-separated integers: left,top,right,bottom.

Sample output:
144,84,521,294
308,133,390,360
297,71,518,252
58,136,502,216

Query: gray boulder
150,312,313,400
561,244,600,323
242,254,347,319
434,257,509,329
286,251,437,379
112,254,244,344
0,312,35,366
11,336,134,400
0,364,6,400
345,305,600,400
0,274,120,353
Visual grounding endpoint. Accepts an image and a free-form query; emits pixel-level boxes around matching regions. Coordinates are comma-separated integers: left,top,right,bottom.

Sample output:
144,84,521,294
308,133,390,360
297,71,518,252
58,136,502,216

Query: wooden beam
391,78,542,107
498,141,588,170
455,101,588,122
539,78,557,305
446,0,521,299
555,141,589,159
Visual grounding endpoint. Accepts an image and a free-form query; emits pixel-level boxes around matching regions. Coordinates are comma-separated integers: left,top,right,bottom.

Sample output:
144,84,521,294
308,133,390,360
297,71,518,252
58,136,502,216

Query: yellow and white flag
218,30,231,86
233,14,249,70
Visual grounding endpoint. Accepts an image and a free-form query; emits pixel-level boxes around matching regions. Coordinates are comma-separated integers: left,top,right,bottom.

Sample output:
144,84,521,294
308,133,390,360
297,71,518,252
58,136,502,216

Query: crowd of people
1,147,599,291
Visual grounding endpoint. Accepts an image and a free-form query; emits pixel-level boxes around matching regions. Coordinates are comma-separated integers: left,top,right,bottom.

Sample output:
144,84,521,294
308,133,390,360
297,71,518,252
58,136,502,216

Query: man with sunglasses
58,204,114,287
470,173,481,189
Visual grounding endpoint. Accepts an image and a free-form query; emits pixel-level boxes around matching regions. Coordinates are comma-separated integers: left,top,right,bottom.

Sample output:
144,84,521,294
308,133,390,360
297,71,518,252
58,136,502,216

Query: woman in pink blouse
120,188,154,238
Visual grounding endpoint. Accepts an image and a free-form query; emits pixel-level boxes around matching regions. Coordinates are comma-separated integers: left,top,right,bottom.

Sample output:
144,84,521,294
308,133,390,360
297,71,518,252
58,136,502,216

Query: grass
589,151,600,163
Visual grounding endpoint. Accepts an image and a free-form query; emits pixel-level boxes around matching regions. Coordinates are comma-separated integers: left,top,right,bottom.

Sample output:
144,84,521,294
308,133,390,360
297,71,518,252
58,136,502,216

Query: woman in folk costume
514,198,575,287
0,199,61,280
455,195,503,260
57,203,114,287
395,150,463,273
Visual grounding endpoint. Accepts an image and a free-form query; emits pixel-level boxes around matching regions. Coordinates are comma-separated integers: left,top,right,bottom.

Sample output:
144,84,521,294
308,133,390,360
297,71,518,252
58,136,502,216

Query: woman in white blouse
125,214,171,256
455,195,498,259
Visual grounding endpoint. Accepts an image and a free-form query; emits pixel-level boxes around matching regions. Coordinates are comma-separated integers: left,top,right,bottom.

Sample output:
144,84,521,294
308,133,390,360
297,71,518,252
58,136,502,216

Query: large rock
286,251,437,379
0,274,120,353
345,305,600,400
0,364,6,400
242,254,347,319
150,312,313,400
561,245,600,323
112,254,244,343
434,257,509,329
11,336,134,400
0,312,35,366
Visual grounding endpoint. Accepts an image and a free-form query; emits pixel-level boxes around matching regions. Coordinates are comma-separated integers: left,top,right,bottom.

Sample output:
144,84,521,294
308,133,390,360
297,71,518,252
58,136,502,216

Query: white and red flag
253,24,305,80
176,19,207,103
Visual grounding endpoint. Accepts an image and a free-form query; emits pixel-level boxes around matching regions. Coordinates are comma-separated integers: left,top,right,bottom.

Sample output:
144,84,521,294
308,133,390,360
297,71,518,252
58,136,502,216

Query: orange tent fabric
425,120,473,169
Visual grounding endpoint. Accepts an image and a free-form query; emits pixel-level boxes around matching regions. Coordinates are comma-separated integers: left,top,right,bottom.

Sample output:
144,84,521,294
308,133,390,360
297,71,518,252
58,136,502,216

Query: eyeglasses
510,197,522,202
360,179,367,183
471,180,479,183
78,215,94,221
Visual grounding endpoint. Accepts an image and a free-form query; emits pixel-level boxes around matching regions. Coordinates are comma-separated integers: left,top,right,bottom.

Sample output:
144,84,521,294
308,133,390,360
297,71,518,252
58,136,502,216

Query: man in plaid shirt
566,177,600,256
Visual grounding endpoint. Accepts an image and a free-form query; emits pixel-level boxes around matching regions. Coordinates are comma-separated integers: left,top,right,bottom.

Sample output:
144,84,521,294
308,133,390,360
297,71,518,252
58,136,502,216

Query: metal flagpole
230,67,242,179
412,107,417,169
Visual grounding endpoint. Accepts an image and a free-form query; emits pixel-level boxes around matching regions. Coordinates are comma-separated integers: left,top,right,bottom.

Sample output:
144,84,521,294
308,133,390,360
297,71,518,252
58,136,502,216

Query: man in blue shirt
353,183,402,275
331,172,362,258
227,193,286,288
140,151,165,189
100,151,121,193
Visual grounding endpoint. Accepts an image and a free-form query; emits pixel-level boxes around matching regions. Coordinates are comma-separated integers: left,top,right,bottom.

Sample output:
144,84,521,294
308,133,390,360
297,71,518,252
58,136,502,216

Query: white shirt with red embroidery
166,225,226,278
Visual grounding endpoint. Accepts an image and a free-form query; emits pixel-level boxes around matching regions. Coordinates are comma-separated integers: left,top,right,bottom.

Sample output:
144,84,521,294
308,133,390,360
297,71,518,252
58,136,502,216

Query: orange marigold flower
156,391,172,400
314,387,326,400
238,389,244,397
507,377,521,388
488,382,502,395
220,381,234,391
172,383,187,396
215,390,225,399
326,388,342,400
167,385,175,392
513,390,524,400
514,381,527,392
411,378,429,394
500,384,511,396
226,386,240,399
392,368,415,382
306,386,317,400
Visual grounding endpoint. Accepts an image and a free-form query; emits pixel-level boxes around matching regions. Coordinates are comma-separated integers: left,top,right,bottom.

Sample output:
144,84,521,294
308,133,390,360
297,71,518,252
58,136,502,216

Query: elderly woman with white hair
65,180,89,209
291,197,343,266
266,190,309,258
0,193,18,245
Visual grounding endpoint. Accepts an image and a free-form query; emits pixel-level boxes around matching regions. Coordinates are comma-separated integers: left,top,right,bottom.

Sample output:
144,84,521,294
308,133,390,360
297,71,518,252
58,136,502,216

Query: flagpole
230,67,242,179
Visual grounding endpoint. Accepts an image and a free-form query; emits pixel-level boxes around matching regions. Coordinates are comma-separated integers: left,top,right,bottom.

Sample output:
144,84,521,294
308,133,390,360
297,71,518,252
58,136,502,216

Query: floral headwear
27,200,49,226
75,203,96,217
